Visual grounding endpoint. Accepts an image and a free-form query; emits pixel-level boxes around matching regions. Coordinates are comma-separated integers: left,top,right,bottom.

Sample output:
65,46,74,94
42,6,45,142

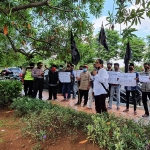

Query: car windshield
8,68,20,72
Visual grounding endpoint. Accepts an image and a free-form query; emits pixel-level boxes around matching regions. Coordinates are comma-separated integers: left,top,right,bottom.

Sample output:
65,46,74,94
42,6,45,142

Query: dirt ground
0,108,100,150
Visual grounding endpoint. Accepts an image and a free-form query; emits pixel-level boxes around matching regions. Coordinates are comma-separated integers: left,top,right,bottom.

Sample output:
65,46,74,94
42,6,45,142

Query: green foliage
11,97,91,141
11,96,150,150
10,97,53,117
0,80,22,107
87,114,148,150
107,0,150,40
0,0,105,59
119,37,145,62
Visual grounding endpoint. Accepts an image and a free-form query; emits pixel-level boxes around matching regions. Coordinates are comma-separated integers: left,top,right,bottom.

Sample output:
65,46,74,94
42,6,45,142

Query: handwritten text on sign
139,75,150,83
58,72,71,83
107,71,120,84
118,73,136,86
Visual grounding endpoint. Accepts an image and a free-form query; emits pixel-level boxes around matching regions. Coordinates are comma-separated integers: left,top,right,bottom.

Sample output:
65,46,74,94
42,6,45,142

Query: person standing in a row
140,63,150,117
32,62,44,100
93,59,109,114
123,63,139,115
75,65,91,107
48,66,59,100
23,62,35,97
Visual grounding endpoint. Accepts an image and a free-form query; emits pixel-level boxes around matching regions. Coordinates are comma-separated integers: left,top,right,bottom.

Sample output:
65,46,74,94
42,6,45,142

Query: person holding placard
62,65,74,101
108,63,121,110
140,63,150,117
123,63,139,115
75,65,91,107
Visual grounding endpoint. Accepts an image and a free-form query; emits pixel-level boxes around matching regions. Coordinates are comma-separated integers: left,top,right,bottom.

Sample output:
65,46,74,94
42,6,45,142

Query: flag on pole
124,41,132,73
99,24,109,51
71,31,80,65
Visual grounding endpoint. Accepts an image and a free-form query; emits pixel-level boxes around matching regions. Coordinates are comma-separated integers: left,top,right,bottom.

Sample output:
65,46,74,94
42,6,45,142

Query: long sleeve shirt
93,68,109,96
31,68,44,79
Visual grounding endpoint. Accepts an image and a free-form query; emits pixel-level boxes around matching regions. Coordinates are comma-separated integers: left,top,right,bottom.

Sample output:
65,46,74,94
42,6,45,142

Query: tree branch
0,0,71,15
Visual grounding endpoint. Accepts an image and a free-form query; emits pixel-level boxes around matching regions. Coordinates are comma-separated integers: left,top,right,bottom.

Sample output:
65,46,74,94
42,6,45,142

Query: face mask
83,68,87,72
108,66,111,69
59,67,62,70
129,67,133,71
114,68,118,71
145,67,148,71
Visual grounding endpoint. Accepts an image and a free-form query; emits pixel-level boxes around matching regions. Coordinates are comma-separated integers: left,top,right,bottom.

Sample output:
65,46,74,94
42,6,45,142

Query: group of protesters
22,59,150,118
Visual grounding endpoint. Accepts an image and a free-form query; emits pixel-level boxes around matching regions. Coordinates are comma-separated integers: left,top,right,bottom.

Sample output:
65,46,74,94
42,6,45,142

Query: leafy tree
0,0,105,59
119,37,145,62
143,35,150,62
107,0,150,40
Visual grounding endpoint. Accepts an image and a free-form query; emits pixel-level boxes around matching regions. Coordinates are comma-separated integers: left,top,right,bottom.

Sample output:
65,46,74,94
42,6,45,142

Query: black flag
99,24,109,51
124,42,132,73
71,31,80,65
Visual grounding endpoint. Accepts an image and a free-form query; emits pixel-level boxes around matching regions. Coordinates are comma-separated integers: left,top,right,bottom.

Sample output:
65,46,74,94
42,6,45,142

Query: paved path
41,90,150,123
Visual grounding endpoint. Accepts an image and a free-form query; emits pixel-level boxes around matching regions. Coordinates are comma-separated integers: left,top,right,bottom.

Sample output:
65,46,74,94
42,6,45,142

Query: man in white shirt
93,59,109,114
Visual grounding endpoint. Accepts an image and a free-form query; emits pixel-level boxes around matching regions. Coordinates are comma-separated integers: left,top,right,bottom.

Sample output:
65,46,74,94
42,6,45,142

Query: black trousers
142,92,150,115
126,90,136,111
94,94,107,114
77,89,89,105
32,78,44,99
24,80,33,96
49,86,57,100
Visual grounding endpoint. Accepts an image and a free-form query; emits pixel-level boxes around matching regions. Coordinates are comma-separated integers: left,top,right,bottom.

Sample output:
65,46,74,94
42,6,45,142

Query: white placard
118,73,136,86
73,70,83,77
58,72,71,83
107,71,120,84
139,75,150,83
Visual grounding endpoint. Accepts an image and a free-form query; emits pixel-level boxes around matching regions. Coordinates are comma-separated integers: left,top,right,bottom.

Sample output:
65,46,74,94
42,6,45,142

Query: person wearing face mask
75,65,91,106
108,63,121,110
140,63,150,117
123,63,139,115
31,62,44,100
47,66,59,101
107,62,113,71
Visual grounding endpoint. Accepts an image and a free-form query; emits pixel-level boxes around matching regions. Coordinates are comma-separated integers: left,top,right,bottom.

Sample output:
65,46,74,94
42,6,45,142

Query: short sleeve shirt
79,71,91,90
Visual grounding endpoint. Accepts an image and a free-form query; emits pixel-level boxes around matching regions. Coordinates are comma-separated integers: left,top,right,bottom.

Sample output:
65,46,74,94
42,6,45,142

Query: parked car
0,69,13,77
8,67,22,76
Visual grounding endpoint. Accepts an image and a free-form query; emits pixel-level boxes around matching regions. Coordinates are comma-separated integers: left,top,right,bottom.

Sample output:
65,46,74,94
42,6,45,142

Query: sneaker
142,114,149,117
123,109,129,112
72,97,76,99
75,103,80,106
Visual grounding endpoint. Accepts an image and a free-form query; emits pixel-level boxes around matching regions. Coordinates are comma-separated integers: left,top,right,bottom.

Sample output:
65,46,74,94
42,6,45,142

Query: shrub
11,97,92,141
87,114,148,150
0,80,22,107
10,97,54,117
